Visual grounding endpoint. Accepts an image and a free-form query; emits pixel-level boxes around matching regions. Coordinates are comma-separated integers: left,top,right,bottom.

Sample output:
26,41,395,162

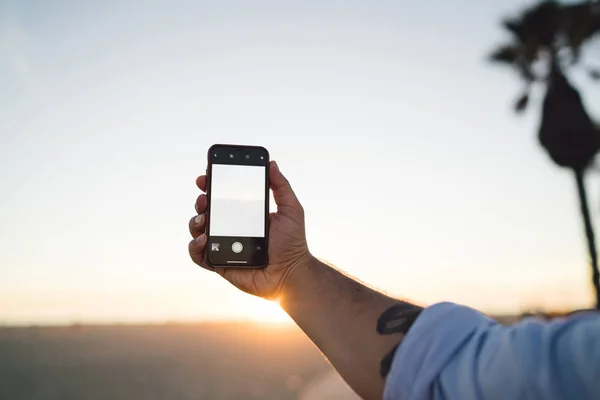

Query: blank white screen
210,164,266,237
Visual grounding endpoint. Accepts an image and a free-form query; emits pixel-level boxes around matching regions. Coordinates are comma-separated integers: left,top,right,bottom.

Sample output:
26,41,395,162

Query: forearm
280,256,422,400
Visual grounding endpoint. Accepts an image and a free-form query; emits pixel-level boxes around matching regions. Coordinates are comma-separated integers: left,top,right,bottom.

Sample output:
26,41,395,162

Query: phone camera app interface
210,164,266,238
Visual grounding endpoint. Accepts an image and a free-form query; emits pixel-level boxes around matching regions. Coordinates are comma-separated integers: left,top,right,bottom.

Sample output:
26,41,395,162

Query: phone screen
210,165,265,237
207,145,269,267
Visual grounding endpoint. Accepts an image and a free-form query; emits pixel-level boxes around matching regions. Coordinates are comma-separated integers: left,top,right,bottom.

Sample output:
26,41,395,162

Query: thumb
270,161,301,210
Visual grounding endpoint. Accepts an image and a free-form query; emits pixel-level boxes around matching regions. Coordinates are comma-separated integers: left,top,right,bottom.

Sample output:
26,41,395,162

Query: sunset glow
2,0,600,325
243,299,293,324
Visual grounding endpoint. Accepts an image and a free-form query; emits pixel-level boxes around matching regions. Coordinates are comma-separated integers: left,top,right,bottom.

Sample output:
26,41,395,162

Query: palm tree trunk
574,168,600,309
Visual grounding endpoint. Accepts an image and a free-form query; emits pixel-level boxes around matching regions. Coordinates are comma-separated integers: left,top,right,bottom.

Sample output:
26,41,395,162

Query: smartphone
206,144,269,268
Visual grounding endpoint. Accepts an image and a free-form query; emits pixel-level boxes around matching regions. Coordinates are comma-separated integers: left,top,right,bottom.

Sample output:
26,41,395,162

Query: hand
188,161,312,299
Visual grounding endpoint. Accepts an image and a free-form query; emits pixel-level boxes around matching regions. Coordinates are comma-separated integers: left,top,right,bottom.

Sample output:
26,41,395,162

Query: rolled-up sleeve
383,302,600,400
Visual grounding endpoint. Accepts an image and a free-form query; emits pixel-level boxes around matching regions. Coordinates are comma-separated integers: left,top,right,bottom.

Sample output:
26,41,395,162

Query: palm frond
489,44,520,64
502,18,526,42
564,2,600,60
514,92,530,113
589,68,600,80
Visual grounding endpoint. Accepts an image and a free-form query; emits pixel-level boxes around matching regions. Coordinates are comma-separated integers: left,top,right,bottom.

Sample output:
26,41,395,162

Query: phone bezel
205,144,270,268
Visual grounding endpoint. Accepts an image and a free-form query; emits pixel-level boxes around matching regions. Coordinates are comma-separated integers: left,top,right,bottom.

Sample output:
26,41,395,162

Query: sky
1,0,600,324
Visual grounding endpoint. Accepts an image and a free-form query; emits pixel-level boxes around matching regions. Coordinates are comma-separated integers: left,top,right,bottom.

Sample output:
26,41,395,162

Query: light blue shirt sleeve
383,302,600,400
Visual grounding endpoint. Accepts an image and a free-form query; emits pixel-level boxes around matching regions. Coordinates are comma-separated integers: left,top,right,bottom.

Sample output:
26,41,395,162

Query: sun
240,296,293,324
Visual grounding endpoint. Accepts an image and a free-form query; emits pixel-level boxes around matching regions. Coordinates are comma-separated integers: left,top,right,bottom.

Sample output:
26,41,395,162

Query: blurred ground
0,323,335,400
0,314,540,399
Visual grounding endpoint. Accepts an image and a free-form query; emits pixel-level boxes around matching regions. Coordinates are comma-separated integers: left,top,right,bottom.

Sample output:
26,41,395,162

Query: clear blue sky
1,0,600,324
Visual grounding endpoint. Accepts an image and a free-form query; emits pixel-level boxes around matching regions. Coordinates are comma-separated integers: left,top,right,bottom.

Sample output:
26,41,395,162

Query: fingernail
195,234,206,244
194,214,204,225
272,161,279,171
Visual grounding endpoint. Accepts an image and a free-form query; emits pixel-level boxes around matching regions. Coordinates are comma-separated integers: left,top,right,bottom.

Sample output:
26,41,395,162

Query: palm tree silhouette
489,0,600,308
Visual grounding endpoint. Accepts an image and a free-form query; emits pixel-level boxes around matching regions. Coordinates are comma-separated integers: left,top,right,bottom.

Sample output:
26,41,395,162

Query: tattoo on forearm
377,303,422,378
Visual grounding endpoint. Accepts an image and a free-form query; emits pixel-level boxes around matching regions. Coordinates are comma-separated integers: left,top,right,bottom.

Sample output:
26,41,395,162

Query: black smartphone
206,144,270,268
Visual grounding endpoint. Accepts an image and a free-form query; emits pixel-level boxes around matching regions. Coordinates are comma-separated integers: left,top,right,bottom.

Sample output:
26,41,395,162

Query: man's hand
188,161,312,299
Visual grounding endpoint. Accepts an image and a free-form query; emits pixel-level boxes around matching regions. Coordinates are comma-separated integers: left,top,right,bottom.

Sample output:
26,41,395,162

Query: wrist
278,252,319,301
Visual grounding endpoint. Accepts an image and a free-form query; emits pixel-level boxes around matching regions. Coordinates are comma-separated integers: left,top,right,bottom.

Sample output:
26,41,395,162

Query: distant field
0,323,331,400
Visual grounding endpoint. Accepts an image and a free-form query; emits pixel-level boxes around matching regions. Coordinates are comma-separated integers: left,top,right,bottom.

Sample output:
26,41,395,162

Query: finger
189,214,206,238
195,194,207,214
270,161,302,210
188,234,214,271
196,175,207,192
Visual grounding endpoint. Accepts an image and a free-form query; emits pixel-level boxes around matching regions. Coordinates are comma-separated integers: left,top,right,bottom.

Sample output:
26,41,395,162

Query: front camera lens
245,154,250,160
229,154,234,159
